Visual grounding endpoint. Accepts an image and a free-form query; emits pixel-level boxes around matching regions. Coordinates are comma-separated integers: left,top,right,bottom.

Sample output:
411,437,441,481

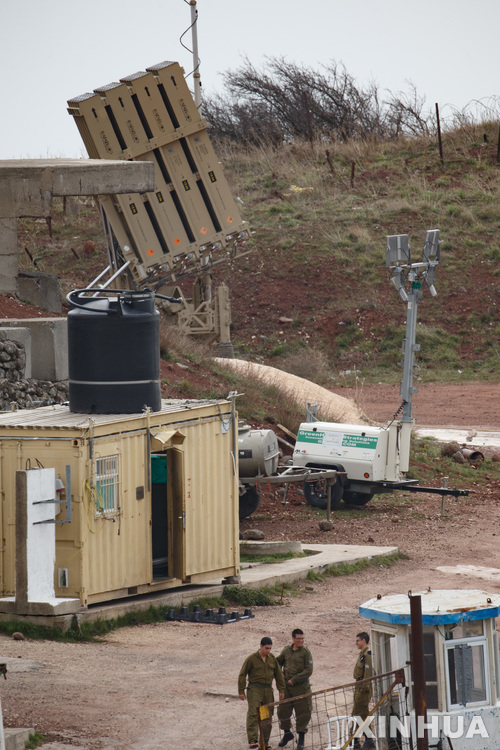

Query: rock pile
0,337,25,380
441,440,498,464
0,337,68,411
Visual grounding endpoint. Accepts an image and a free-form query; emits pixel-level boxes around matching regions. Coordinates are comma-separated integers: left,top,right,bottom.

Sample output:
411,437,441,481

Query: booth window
446,637,489,707
96,455,120,512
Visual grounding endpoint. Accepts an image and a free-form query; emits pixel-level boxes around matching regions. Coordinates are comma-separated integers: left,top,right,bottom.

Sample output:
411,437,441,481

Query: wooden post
325,150,335,175
435,103,444,166
350,161,355,188
410,594,429,750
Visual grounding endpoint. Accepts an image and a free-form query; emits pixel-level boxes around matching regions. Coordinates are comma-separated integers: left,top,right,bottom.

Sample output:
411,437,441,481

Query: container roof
0,399,229,431
359,589,500,625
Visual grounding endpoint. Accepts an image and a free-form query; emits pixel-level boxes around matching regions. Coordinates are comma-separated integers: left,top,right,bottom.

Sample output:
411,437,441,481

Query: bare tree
202,92,283,146
385,83,433,136
202,57,433,145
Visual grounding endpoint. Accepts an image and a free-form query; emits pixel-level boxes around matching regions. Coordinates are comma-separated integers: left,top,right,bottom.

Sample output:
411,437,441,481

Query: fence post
410,594,429,750
435,103,444,166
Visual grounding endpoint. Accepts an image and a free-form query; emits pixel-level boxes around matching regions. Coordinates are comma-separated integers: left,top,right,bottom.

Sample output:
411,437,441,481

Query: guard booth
360,589,500,750
0,398,240,620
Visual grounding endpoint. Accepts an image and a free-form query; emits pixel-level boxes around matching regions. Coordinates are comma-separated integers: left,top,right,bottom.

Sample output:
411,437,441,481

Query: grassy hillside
16,122,500,402
213,125,500,386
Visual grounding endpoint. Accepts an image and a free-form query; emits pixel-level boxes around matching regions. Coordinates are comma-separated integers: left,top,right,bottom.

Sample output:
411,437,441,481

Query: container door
151,454,169,579
168,447,186,582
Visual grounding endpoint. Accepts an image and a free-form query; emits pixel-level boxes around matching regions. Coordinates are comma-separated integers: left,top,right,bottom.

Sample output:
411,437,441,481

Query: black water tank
67,289,161,414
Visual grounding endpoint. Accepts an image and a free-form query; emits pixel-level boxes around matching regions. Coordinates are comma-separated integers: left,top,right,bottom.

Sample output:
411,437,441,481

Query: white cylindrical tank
238,423,279,477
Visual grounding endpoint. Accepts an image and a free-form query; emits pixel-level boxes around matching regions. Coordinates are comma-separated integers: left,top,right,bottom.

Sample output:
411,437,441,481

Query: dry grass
214,358,365,425
159,317,213,366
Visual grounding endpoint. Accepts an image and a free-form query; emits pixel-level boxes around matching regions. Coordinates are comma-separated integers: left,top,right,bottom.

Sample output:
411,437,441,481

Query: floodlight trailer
293,229,470,510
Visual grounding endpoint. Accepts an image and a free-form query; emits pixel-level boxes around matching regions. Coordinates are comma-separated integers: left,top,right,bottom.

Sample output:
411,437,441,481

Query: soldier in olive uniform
239,636,285,750
276,629,313,750
352,631,375,749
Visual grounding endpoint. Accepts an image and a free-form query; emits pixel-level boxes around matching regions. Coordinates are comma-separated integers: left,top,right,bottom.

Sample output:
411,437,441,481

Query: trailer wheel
303,478,344,510
343,490,374,507
239,485,261,520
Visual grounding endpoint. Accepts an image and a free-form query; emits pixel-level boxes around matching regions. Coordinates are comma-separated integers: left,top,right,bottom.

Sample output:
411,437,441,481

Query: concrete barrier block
0,327,31,377
17,271,62,314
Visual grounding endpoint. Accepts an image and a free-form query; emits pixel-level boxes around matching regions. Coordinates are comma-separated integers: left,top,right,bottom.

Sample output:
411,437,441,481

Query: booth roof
359,589,500,625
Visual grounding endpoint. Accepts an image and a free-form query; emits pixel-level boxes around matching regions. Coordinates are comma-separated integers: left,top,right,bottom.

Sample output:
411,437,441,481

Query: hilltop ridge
6,125,500,401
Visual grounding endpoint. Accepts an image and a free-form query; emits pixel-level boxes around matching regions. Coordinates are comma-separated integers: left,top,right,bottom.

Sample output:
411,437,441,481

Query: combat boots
278,731,294,747
297,732,305,750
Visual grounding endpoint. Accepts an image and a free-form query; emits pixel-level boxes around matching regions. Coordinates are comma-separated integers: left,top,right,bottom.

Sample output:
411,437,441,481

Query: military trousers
352,683,371,721
246,684,275,744
277,683,312,734
352,688,374,749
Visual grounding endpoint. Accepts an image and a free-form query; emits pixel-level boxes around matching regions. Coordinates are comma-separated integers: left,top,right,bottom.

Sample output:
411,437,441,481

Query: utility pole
189,1,202,108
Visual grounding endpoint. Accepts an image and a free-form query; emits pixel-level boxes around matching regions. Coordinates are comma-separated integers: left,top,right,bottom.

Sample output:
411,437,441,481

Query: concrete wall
0,158,155,295
0,218,18,294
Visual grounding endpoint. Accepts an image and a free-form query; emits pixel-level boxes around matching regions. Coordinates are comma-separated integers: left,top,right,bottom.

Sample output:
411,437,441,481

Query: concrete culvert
461,448,484,463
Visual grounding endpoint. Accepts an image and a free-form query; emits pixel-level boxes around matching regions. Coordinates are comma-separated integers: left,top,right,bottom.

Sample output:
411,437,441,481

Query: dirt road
1,382,499,750
330,381,500,431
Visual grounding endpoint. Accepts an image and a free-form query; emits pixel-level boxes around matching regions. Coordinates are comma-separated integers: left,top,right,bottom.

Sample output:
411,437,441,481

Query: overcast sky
2,0,499,159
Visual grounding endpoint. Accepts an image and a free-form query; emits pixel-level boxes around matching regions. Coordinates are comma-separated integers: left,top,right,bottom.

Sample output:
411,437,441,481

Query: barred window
95,455,119,512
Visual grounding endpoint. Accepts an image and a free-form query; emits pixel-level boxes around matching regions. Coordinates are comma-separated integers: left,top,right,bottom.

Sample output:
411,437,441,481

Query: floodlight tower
386,230,441,424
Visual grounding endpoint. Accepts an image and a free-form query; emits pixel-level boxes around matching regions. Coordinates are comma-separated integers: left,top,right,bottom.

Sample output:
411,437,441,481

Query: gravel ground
1,381,499,750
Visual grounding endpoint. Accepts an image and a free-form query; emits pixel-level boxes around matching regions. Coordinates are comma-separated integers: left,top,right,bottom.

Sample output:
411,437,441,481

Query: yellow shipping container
0,398,240,614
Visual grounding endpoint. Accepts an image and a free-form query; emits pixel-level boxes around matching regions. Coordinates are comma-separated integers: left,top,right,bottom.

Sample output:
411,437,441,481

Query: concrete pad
238,543,399,589
78,543,399,625
0,543,399,630
415,427,500,449
240,540,302,556
436,564,500,583
3,597,82,616
4,727,34,750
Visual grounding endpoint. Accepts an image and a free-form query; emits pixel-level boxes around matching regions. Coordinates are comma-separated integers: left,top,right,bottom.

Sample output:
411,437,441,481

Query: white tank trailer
237,423,280,519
